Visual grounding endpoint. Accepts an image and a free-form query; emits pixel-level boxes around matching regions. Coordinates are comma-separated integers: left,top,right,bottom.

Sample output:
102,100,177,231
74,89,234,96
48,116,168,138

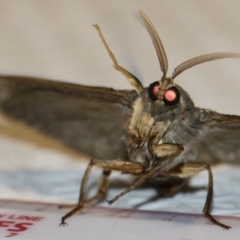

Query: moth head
148,79,180,106
137,10,240,106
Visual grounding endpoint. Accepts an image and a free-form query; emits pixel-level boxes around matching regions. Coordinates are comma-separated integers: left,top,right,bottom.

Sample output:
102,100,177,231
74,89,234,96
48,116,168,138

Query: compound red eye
148,81,160,100
163,87,180,105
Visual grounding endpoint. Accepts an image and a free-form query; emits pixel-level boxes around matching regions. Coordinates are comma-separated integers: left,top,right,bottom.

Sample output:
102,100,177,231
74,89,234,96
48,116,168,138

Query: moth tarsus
0,10,239,229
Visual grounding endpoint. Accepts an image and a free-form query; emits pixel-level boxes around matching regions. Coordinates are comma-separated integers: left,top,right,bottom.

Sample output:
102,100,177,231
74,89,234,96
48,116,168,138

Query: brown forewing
0,75,138,160
196,110,240,164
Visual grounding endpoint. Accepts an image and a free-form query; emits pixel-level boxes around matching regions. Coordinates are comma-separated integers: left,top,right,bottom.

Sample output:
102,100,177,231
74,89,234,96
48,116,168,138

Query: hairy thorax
127,97,171,169
127,97,206,172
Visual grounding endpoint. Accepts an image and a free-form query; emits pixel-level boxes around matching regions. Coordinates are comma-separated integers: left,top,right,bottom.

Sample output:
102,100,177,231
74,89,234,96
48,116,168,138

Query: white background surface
0,0,240,219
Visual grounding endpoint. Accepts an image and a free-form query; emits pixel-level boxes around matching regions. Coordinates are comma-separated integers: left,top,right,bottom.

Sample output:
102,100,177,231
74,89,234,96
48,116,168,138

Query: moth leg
60,159,144,226
107,143,184,205
60,160,94,226
106,171,154,205
59,170,111,209
152,143,183,160
92,159,144,174
83,170,110,204
168,162,231,229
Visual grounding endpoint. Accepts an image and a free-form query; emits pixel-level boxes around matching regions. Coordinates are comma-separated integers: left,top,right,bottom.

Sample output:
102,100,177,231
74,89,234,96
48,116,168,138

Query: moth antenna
172,52,240,79
138,10,168,77
93,24,143,93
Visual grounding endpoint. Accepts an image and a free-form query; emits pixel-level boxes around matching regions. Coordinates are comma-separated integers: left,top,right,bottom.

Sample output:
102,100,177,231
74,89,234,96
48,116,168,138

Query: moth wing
196,111,240,164
0,76,138,160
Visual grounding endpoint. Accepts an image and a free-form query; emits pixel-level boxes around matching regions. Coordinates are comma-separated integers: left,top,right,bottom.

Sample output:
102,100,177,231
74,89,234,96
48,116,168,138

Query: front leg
167,162,230,229
152,143,183,159
106,143,184,204
60,159,144,226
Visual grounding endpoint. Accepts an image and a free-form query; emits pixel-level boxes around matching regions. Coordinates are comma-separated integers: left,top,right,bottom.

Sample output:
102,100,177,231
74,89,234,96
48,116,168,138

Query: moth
0,10,240,229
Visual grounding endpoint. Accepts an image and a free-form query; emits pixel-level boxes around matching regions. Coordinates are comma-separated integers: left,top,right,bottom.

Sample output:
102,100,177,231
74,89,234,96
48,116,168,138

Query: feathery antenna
93,24,143,93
